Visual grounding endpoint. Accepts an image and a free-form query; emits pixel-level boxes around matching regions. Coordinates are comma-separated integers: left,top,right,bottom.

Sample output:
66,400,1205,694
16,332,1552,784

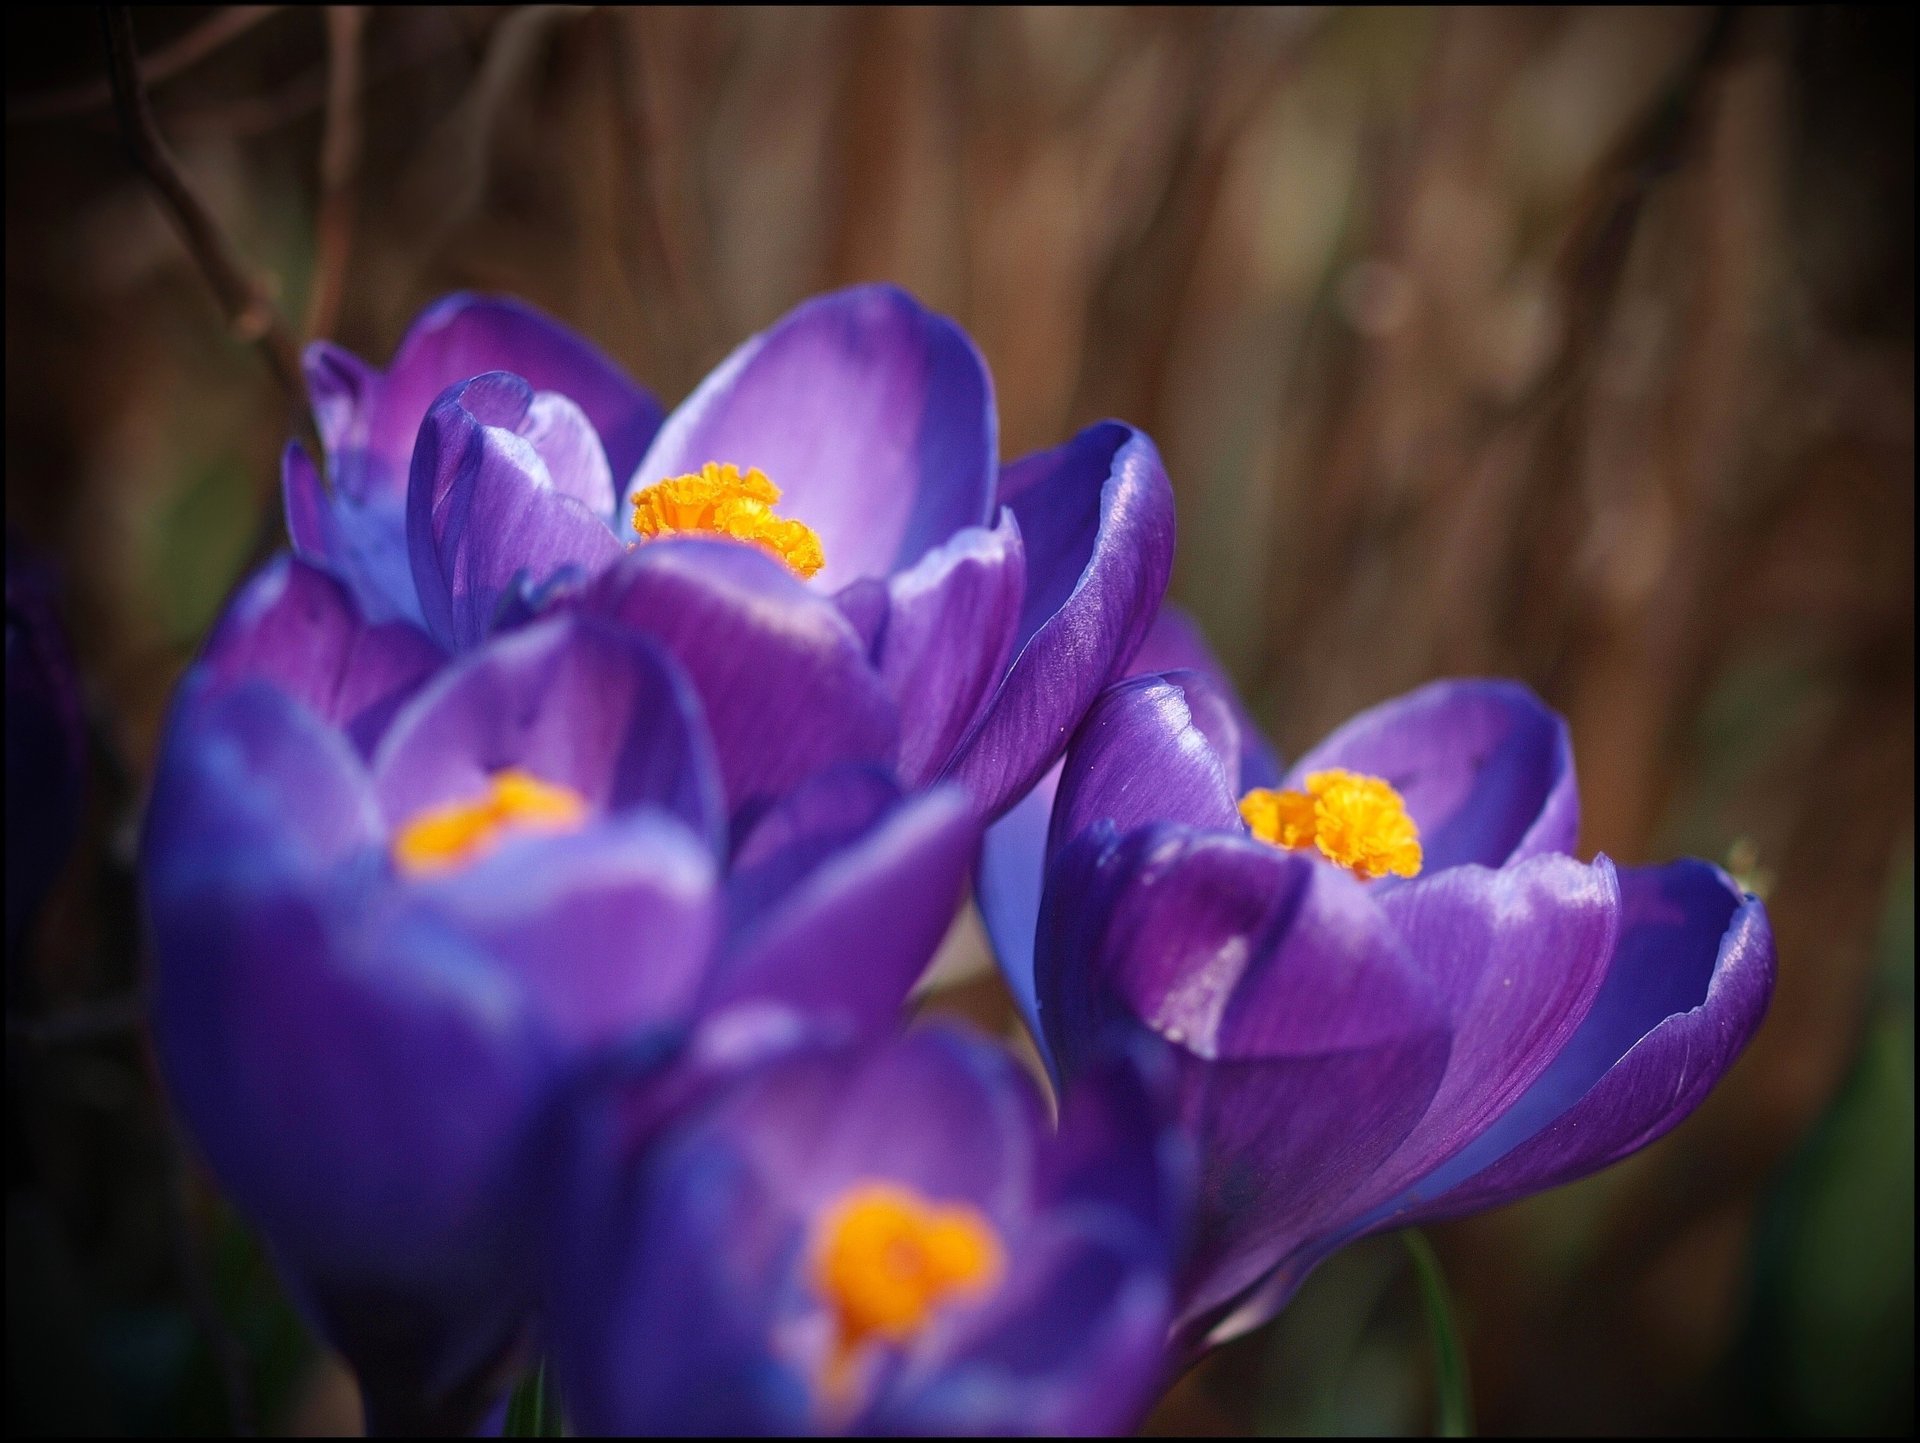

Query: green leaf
1402,1230,1474,1437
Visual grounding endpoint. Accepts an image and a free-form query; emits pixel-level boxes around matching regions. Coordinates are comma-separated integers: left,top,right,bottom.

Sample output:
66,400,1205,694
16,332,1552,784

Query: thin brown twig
10,6,281,122
303,6,367,341
100,6,307,414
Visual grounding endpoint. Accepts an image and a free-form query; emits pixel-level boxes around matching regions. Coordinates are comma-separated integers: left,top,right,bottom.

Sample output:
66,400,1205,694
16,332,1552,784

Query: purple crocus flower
290,287,1175,819
141,554,976,1431
982,632,1775,1355
6,537,89,966
547,1025,1188,1435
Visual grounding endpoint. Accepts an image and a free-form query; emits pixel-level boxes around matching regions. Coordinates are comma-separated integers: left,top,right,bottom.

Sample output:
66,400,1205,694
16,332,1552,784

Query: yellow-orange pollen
1239,769,1423,881
630,462,825,579
391,769,588,877
811,1182,1002,1397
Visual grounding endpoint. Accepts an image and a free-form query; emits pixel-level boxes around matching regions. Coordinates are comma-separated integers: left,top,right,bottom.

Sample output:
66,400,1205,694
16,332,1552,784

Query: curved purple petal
709,783,977,1035
549,1118,807,1435
977,607,1282,1055
975,757,1061,1052
284,440,424,628
854,510,1025,789
1038,824,1451,1333
944,422,1176,820
1393,859,1774,1221
628,284,996,588
149,867,550,1430
1346,854,1620,1210
867,1214,1173,1436
371,615,725,855
145,678,384,878
578,539,899,823
1048,672,1243,855
1128,605,1282,791
405,810,721,1049
315,294,663,507
1285,678,1578,873
406,374,625,652
198,553,444,754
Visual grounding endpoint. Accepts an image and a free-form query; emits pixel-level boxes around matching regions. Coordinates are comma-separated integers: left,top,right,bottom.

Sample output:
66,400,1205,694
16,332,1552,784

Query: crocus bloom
289,286,1175,818
547,1025,1188,1435
6,537,89,965
986,649,1774,1354
142,555,976,1430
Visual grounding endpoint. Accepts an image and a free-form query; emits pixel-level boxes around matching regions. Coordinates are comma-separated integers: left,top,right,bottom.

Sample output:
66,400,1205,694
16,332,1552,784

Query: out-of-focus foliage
5,6,1910,1434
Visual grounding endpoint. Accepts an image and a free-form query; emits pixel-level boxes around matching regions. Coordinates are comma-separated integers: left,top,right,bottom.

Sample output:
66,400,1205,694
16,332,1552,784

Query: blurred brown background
6,6,1912,1435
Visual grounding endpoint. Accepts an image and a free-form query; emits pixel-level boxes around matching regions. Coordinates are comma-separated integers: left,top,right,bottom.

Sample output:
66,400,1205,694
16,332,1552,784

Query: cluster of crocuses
139,286,1774,1435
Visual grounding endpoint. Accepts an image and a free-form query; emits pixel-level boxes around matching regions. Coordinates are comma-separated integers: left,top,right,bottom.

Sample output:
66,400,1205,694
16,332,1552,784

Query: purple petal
1128,605,1282,791
284,440,425,628
1285,678,1578,872
316,294,663,506
868,1212,1174,1436
405,811,720,1048
577,539,899,822
144,678,384,877
1397,859,1774,1220
945,422,1176,819
1347,853,1621,1209
858,511,1025,788
708,784,978,1035
975,757,1061,1052
149,871,550,1425
977,607,1280,1052
1048,673,1243,855
371,615,725,854
520,390,618,518
1038,824,1450,1332
629,285,996,588
406,374,626,651
198,553,444,754
549,1121,807,1435
714,1027,1046,1227
304,340,381,490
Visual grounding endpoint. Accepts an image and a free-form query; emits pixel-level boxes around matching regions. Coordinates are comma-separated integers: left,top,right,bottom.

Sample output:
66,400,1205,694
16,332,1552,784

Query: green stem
1403,1230,1474,1437
503,1360,566,1436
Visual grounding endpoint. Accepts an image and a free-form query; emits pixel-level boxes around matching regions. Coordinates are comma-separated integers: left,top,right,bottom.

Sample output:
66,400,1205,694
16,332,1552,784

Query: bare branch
11,6,281,122
100,6,306,412
303,6,367,341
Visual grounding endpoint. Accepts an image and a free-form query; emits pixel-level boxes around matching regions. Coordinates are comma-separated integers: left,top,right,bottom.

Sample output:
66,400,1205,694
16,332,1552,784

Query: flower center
811,1181,1002,1399
630,462,825,579
1240,769,1422,881
392,769,588,876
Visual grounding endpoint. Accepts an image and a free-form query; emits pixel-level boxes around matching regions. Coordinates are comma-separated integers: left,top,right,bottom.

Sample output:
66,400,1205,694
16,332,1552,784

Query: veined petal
628,284,997,588
316,293,662,506
1284,678,1578,873
198,553,444,754
977,607,1282,1055
1394,859,1774,1221
406,373,625,652
945,422,1176,820
852,511,1025,789
371,615,725,856
1048,672,1244,855
1038,824,1450,1334
1348,853,1621,1209
578,539,899,823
